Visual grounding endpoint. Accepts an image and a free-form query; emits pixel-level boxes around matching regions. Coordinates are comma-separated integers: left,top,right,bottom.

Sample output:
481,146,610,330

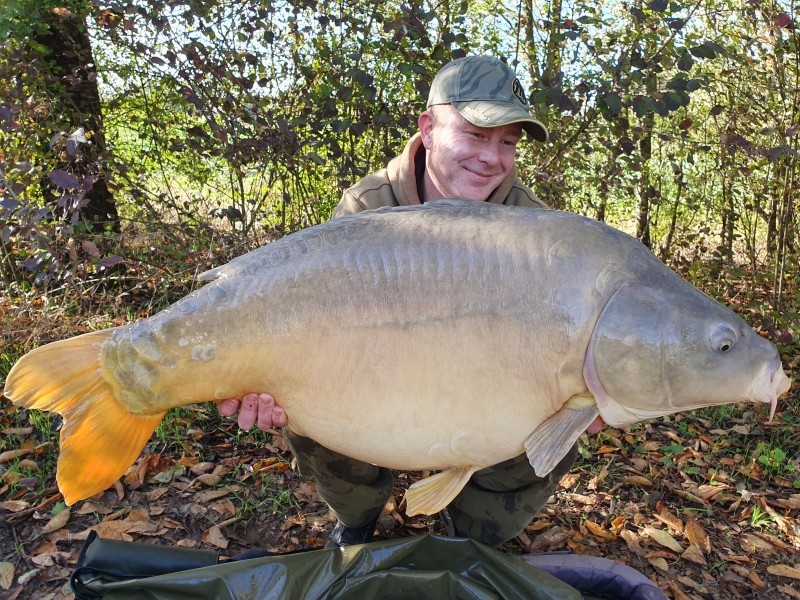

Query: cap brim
452,100,549,143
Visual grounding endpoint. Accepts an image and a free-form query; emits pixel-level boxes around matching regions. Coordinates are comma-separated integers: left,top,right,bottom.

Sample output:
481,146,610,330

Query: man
219,56,602,548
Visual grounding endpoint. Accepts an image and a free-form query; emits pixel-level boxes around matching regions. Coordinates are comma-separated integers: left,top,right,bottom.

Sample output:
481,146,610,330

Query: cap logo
512,79,527,105
463,105,491,122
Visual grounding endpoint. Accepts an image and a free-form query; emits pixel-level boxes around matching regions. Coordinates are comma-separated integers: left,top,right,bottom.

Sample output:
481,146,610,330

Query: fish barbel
4,200,790,512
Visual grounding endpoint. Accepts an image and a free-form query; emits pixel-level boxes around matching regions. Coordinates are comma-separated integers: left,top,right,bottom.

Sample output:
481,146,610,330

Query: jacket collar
386,132,518,206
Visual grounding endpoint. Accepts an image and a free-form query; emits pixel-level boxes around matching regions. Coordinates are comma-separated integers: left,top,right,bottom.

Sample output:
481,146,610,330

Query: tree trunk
543,0,563,84
35,12,118,230
635,118,653,248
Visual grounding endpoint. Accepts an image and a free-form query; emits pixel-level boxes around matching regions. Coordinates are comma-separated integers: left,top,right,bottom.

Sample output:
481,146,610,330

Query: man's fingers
256,394,276,431
238,393,259,431
218,398,240,417
586,415,604,435
272,405,288,428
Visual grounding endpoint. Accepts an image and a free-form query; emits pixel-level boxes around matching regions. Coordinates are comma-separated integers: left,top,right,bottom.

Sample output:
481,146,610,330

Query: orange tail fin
4,330,165,505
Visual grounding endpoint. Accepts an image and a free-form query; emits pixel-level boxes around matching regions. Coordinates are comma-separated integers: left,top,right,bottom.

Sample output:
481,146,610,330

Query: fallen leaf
645,550,678,560
204,525,228,549
176,539,197,548
527,519,551,532
127,508,149,522
585,520,616,540
569,493,596,506
159,517,182,529
17,568,40,586
113,480,125,501
195,489,230,503
0,428,33,436
741,533,775,554
696,484,726,501
768,564,800,580
668,583,692,600
643,527,684,553
143,488,170,502
558,473,580,489
189,462,214,475
596,445,618,454
648,556,669,572
777,585,800,599
30,554,54,568
211,499,236,517
86,520,133,540
192,474,221,487
682,544,707,566
32,542,57,556
587,468,608,490
619,530,646,557
0,562,14,590
611,515,626,532
40,509,70,534
0,449,32,464
0,501,30,512
623,476,652,487
654,511,683,534
748,570,765,589
76,502,112,516
292,481,323,504
685,519,711,553
126,521,161,534
529,527,570,552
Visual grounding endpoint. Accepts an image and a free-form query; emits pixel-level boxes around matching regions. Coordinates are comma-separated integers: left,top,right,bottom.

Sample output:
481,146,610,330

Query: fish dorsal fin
525,395,599,477
404,467,476,517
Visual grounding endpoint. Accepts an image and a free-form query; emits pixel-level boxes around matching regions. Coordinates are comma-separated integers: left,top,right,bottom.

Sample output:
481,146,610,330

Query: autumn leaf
619,530,646,557
585,520,616,540
0,501,30,512
0,563,13,590
623,475,652,487
40,508,70,534
643,527,684,553
768,565,800,580
204,525,228,549
681,544,707,566
685,518,711,553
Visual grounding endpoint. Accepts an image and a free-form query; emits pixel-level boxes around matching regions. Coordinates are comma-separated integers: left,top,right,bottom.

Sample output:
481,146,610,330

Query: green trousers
284,429,578,546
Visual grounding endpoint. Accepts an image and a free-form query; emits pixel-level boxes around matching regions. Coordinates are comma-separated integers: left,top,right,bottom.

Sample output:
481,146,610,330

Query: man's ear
418,110,435,149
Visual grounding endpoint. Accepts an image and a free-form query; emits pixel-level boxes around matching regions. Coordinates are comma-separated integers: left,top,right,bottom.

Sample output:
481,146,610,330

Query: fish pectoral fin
404,467,476,517
525,395,599,478
4,330,166,505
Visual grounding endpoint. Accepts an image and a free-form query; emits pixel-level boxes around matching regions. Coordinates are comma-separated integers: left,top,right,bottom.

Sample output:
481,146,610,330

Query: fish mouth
749,365,791,422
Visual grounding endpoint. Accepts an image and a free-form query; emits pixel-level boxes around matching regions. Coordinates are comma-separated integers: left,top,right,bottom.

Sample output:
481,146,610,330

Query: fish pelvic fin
526,395,599,477
404,467,476,517
3,330,165,505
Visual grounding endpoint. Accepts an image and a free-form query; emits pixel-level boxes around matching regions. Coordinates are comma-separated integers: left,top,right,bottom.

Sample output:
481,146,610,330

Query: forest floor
1,234,799,600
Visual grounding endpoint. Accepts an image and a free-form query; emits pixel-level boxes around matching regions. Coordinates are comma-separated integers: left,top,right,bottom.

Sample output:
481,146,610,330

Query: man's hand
586,416,603,435
217,393,287,431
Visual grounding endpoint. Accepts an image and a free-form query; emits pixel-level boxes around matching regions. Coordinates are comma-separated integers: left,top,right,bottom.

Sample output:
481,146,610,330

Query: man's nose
477,143,501,165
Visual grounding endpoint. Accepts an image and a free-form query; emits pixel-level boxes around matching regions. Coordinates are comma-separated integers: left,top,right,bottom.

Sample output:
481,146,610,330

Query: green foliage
0,0,90,41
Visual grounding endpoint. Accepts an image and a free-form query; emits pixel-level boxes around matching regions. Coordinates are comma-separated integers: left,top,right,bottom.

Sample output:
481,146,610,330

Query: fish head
584,277,791,428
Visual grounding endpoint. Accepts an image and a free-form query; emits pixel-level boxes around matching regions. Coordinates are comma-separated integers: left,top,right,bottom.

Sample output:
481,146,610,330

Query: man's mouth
464,168,498,180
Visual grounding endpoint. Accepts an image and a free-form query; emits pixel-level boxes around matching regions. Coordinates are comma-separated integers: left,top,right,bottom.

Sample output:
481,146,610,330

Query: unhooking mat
71,532,667,600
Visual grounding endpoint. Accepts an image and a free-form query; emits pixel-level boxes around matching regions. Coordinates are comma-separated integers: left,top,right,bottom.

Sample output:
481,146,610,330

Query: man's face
419,104,523,202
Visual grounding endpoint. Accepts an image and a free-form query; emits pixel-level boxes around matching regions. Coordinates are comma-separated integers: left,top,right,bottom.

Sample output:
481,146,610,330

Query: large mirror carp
4,200,791,513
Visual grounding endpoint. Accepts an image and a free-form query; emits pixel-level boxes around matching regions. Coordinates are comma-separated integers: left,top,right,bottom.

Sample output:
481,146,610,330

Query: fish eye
708,323,737,353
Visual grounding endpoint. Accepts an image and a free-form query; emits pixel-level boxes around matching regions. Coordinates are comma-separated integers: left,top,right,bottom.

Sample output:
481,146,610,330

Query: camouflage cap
427,56,548,143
